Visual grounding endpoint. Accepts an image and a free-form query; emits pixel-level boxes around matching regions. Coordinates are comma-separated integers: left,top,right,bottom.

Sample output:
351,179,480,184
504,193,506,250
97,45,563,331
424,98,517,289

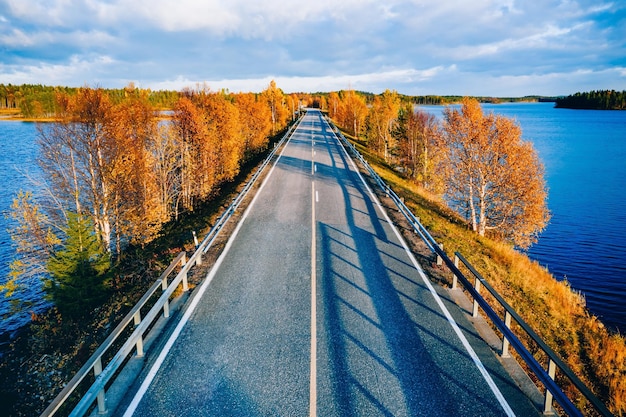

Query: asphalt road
120,110,539,416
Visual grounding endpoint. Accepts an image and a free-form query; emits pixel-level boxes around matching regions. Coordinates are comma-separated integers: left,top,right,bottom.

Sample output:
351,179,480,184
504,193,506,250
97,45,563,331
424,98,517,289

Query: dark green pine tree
45,213,111,320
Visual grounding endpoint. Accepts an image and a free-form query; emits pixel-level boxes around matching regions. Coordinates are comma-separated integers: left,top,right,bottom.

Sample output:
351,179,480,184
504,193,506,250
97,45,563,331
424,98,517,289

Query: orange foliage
234,93,272,161
441,97,550,248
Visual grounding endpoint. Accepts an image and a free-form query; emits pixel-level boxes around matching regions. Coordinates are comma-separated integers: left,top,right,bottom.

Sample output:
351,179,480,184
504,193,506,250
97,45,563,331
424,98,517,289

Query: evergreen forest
555,89,626,110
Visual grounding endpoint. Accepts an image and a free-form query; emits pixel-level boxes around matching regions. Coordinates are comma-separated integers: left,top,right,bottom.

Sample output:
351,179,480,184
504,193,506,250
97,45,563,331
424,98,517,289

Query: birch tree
441,97,550,248
147,124,182,221
338,90,368,138
39,88,115,251
367,90,400,161
262,80,288,134
396,104,443,192
235,93,272,161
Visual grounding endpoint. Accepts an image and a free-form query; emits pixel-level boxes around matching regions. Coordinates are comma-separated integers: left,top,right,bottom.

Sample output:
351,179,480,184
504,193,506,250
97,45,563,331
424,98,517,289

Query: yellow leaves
442,97,550,248
367,90,400,161
235,92,272,160
261,80,289,134
3,191,59,296
337,90,368,138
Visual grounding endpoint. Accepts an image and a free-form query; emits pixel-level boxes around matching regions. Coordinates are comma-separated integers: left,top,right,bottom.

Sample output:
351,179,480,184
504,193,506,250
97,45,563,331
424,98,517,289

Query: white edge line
327,119,517,417
310,180,317,417
123,122,298,417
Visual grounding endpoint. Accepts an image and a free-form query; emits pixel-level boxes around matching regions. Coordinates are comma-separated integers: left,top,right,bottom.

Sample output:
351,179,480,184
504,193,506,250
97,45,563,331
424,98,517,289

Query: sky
0,0,625,96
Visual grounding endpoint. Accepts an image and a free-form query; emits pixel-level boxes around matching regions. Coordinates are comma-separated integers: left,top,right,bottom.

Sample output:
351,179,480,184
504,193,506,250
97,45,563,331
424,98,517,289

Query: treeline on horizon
0,83,180,118
0,83,559,119
555,89,626,110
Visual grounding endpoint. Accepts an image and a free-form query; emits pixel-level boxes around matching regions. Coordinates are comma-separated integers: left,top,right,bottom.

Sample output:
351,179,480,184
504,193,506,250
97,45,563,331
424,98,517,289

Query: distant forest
555,89,626,110
0,83,180,118
1,83,563,119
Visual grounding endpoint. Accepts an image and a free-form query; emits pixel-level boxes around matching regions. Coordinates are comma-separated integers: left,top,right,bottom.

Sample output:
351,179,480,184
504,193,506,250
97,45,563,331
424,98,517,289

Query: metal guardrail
326,117,613,417
40,115,304,417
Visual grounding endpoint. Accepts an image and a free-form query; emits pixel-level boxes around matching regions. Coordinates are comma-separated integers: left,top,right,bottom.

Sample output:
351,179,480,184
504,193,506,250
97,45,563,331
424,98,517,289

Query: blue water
1,106,625,335
0,121,48,337
420,102,626,333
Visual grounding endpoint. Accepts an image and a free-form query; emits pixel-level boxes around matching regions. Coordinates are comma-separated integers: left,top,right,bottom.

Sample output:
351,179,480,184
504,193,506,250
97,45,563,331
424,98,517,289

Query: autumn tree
338,90,368,138
367,90,400,161
172,96,206,211
395,104,443,192
328,92,340,119
106,87,162,251
173,90,244,210
262,80,288,134
234,93,272,161
147,124,182,220
37,86,164,255
441,97,550,248
287,93,299,122
38,88,115,251
195,91,242,183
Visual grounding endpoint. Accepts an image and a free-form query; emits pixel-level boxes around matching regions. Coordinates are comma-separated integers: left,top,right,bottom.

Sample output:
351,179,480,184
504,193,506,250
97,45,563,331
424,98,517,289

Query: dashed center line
310,127,318,416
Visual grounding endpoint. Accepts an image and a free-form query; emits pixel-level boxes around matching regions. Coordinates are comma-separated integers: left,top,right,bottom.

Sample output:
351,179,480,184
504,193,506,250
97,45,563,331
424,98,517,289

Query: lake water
419,102,626,333
1,104,625,335
0,121,49,337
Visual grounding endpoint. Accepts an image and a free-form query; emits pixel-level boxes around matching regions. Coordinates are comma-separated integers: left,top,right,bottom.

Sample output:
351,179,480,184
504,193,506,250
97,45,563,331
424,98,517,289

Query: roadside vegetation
327,90,625,416
364,149,625,416
0,82,302,416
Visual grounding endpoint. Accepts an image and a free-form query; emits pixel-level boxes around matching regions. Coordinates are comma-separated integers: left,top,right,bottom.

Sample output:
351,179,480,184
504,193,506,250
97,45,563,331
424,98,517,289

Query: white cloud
0,28,116,48
0,28,35,47
148,66,456,93
0,55,117,86
446,23,588,60
0,0,623,96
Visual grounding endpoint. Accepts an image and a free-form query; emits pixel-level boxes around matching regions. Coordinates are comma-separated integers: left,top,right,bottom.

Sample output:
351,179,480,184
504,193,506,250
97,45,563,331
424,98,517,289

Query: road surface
119,109,538,416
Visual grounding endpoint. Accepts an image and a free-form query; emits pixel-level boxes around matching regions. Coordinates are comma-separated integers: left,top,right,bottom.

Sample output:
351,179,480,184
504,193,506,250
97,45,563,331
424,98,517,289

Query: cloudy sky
0,0,624,96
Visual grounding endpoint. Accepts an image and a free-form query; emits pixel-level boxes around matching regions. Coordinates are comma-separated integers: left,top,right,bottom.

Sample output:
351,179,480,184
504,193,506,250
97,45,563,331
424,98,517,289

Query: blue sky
0,0,624,96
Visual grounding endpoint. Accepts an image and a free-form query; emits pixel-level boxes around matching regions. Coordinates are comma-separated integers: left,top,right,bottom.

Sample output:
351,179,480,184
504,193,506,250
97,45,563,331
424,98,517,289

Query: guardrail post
452,255,459,289
436,243,444,266
501,311,511,358
472,277,481,318
543,359,557,415
93,357,106,414
193,231,203,266
133,311,144,357
161,275,170,318
181,253,189,292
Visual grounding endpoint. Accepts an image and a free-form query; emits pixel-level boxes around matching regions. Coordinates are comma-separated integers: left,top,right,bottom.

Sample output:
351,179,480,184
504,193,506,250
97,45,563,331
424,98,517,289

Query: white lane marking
314,164,317,173
310,180,317,417
327,119,516,417
123,118,302,417
315,190,319,203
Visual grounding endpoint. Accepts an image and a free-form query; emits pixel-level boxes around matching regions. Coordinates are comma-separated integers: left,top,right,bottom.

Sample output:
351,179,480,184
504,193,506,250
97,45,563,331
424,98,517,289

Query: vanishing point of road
118,110,539,416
